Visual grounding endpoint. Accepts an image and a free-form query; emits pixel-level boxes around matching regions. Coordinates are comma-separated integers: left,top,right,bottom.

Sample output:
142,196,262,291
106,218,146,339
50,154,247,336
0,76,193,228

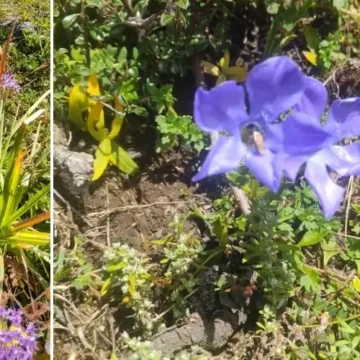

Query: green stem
298,313,360,330
152,287,199,323
194,247,224,277
81,0,91,67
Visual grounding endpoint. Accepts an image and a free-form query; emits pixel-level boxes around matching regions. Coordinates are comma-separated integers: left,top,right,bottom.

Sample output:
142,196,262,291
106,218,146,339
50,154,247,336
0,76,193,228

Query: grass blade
4,230,49,247
5,183,50,226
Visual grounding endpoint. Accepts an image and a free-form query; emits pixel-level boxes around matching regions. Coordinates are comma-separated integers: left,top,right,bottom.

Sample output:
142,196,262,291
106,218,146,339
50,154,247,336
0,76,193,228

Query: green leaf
128,273,136,297
132,47,139,60
279,34,296,47
110,141,138,175
283,21,295,32
107,262,126,272
267,3,279,14
160,14,175,26
323,249,339,267
301,266,321,293
5,184,50,227
117,47,128,64
298,230,325,247
73,277,89,289
133,106,148,117
62,14,79,29
87,0,102,7
338,320,356,334
334,340,350,347
152,239,167,245
110,353,119,360
333,0,349,11
101,277,112,296
176,0,190,10
70,48,85,62
75,35,84,45
6,230,49,247
304,26,320,51
213,219,228,249
322,239,339,267
352,336,360,350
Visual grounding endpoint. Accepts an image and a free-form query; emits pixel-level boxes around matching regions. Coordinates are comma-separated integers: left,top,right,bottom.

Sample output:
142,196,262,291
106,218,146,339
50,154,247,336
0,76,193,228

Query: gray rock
54,145,93,196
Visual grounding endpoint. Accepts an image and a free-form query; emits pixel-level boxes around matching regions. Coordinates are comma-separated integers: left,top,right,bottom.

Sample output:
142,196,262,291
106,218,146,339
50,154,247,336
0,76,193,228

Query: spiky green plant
0,27,50,293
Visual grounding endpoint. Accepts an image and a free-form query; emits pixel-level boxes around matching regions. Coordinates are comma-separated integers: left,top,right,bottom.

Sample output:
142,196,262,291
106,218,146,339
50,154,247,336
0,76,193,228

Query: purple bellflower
193,56,330,192
283,77,360,219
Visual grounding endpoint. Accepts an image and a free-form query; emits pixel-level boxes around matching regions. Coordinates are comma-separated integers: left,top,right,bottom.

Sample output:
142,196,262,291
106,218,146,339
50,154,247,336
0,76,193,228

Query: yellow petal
302,51,317,66
68,85,88,130
101,277,111,296
351,276,360,292
219,50,230,71
87,73,101,97
216,73,227,85
92,138,111,181
109,141,138,175
88,102,106,140
108,95,124,140
201,61,220,76
226,66,247,82
129,273,136,297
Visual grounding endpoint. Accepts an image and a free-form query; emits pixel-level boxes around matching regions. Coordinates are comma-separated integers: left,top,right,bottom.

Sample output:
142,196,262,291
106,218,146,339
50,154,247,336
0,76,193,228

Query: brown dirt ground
53,141,212,359
82,152,199,251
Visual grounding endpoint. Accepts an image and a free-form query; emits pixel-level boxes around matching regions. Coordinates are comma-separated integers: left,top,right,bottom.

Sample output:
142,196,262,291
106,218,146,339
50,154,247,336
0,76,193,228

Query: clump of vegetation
0,0,50,358
54,0,360,359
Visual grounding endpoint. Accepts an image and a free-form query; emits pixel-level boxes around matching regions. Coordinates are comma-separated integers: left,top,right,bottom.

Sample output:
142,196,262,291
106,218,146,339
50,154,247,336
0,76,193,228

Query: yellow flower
201,50,247,85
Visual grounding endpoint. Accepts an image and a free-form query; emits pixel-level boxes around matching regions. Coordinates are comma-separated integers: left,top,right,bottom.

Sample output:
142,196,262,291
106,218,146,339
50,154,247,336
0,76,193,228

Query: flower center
241,124,265,155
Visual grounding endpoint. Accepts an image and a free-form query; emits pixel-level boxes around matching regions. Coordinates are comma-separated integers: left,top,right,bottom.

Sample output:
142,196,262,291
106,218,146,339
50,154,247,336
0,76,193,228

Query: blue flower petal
192,133,246,182
295,76,328,120
244,149,284,192
305,152,345,219
262,122,284,153
324,98,360,142
282,112,332,156
194,81,249,134
284,155,307,181
325,143,360,177
246,56,304,122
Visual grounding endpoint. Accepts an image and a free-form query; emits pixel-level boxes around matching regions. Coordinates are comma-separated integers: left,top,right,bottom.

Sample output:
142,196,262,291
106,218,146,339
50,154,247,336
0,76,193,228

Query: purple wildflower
283,77,360,218
7,309,23,327
0,307,38,360
0,306,8,318
192,56,331,192
1,72,20,93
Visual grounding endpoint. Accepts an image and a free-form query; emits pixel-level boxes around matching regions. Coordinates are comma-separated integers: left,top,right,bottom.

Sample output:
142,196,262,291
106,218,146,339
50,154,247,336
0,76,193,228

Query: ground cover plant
0,0,50,358
53,0,360,359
